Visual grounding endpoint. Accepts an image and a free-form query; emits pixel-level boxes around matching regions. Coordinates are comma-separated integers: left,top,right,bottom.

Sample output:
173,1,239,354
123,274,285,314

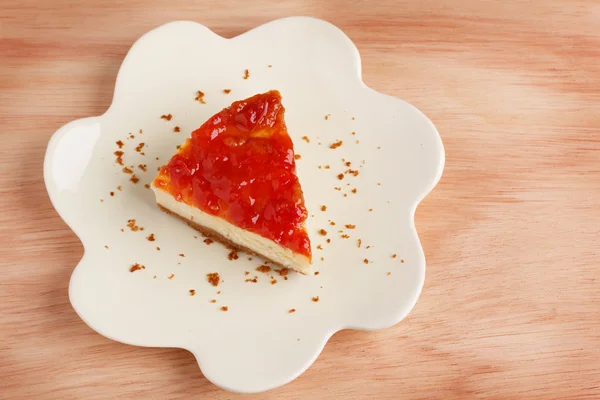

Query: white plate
44,17,444,393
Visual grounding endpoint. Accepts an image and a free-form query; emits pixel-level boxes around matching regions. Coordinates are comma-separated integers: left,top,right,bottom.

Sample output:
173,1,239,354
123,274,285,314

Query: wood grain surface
1,1,599,398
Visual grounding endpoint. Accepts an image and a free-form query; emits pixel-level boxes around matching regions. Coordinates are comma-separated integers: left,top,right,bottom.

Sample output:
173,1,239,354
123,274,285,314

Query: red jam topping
154,90,311,259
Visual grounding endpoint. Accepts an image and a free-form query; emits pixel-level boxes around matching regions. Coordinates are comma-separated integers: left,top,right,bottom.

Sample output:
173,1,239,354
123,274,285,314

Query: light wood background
2,0,599,398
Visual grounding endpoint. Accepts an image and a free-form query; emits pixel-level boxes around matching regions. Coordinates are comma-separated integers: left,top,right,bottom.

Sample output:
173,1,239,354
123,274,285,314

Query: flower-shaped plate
44,17,444,393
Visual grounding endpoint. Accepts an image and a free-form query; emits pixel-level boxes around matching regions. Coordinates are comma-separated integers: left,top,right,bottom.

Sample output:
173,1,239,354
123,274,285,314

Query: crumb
104,245,108,249
330,140,342,149
116,140,124,148
356,140,359,144
139,129,143,134
318,229,327,236
144,184,150,189
318,166,322,169
324,114,330,120
366,245,371,249
256,265,271,274
120,228,123,232
114,151,124,165
244,271,250,276
211,299,216,303
326,238,331,243
325,165,330,169
189,289,196,296
172,126,180,133
378,146,381,150
146,233,155,241
221,306,228,311
278,268,289,276
302,136,310,143
140,227,145,231
387,272,391,276
248,257,253,261
195,90,206,104
369,208,373,212
153,275,156,279
337,174,344,181
207,273,220,286
392,254,397,258
364,259,369,264
344,194,348,197
130,175,139,184
161,114,172,121
295,154,301,160
122,166,133,174
345,224,356,229
223,89,231,94
138,164,147,172
130,263,143,272
284,276,288,280
378,182,381,186
317,245,323,250
217,291,221,294
347,169,359,176
351,132,355,136
156,246,160,251
289,309,296,313
176,145,180,150
352,188,357,193
110,191,114,196
334,187,341,191
401,259,405,263
245,278,258,283
341,234,350,239
297,338,300,341
330,221,335,226
117,185,122,191
312,296,319,302
345,161,351,167
357,239,362,248
320,257,324,261
126,219,139,231
135,142,145,153
204,238,214,245
271,279,277,285
268,64,272,68
168,273,175,279
129,134,135,139
179,253,185,257
321,205,327,211
228,250,239,260
243,69,250,79
352,117,355,120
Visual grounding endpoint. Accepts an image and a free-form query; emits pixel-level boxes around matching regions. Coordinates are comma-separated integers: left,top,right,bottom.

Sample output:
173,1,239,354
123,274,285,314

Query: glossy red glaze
154,90,311,259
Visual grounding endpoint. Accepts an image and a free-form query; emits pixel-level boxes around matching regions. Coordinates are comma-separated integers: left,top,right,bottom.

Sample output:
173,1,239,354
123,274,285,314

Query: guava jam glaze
154,90,311,259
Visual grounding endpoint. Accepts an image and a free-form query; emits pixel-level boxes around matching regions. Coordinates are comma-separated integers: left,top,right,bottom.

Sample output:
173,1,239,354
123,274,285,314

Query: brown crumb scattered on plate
168,273,175,279
156,246,160,251
243,69,250,79
321,205,327,211
330,140,342,149
138,164,147,172
312,296,319,302
256,265,271,274
302,136,310,143
104,245,108,249
204,238,214,245
387,272,391,276
221,306,228,311
324,114,330,120
207,273,220,286
126,219,140,231
144,184,150,189
363,259,369,264
189,289,196,296
130,174,139,184
352,188,357,193
135,142,145,152
228,249,239,260
161,114,172,121
271,279,277,285
178,253,185,257
117,185,122,191
401,259,405,263
116,140,124,148
130,263,144,272
318,229,327,236
345,224,356,229
317,245,323,250
195,90,206,104
211,299,216,303
146,233,155,241
122,166,133,174
110,192,114,197
278,268,289,276
174,126,180,132
289,309,296,313
392,254,397,258
223,89,231,94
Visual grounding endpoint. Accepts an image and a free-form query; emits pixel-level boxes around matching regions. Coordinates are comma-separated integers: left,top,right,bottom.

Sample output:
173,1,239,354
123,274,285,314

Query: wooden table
2,1,599,398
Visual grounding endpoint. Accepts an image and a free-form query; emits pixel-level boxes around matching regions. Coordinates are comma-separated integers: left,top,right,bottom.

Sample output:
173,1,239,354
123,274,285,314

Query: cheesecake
152,90,312,274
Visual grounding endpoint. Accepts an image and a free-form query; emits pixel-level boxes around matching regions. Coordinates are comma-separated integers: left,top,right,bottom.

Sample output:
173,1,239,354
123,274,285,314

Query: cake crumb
245,271,250,275
245,278,258,283
221,306,228,312
104,245,109,249
110,192,114,196
392,254,397,258
401,259,405,263
116,140,124,148
168,273,175,279
122,166,133,174
294,154,301,160
312,296,319,302
228,250,239,260
278,268,289,276
243,69,250,79
366,245,371,249
363,259,369,264
144,184,150,189
223,89,231,94
179,253,185,257
318,229,327,236
217,291,221,294
189,289,196,296
268,64,272,68
369,208,373,212
211,299,216,303
326,239,331,243
153,275,156,279
289,309,296,313
156,246,160,251
195,90,206,104
321,257,324,261
302,136,310,143
317,245,323,250
130,174,139,184
357,239,362,248
146,233,155,241
321,205,327,211
204,238,214,245
114,151,124,165
352,188,357,193
341,234,350,239
330,140,343,149
324,165,330,169
138,164,147,172
387,272,391,276
271,279,277,285
174,126,180,132
161,114,172,121
324,114,330,120
345,224,356,229
135,142,145,153
126,219,139,231
256,265,271,274
207,272,220,286
343,194,348,197
117,185,122,191
284,276,288,280
345,161,351,167
130,263,144,272
351,131,356,136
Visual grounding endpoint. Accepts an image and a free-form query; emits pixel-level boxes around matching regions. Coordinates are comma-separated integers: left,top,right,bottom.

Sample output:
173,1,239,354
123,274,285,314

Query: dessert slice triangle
152,90,312,274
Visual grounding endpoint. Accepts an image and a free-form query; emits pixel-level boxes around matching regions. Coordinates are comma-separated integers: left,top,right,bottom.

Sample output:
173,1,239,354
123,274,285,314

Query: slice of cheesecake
152,90,312,274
